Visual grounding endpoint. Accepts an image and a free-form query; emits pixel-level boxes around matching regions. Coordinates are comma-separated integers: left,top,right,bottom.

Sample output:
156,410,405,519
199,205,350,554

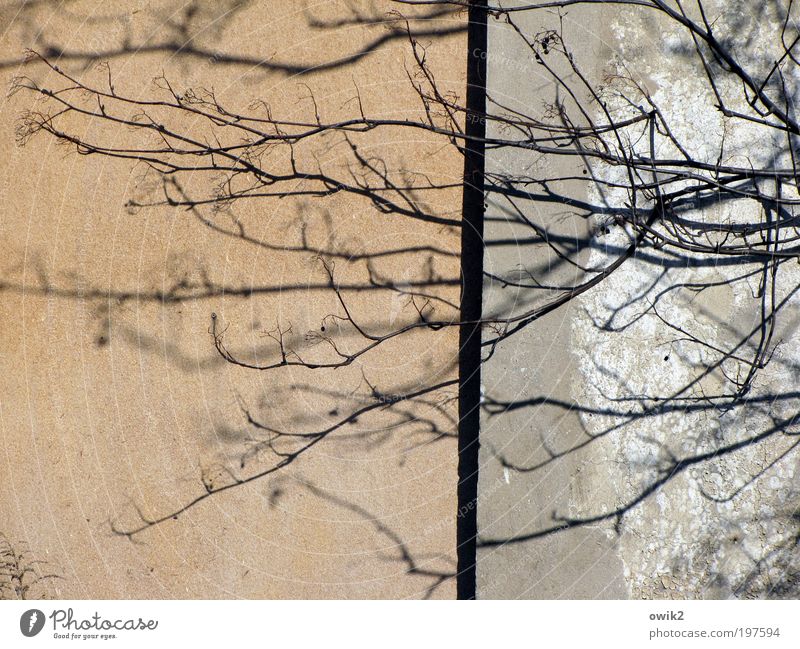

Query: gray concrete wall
477,2,629,599
477,0,800,599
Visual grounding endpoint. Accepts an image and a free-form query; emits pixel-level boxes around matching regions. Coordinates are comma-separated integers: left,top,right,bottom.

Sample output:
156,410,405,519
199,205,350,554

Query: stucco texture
0,1,465,599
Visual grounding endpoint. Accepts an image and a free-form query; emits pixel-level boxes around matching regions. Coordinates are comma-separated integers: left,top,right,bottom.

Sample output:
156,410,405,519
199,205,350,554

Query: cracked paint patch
570,1,800,599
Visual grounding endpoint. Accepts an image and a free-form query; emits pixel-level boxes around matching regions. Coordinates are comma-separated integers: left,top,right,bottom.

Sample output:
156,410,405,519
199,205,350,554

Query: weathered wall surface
5,0,796,603
572,1,800,599
477,2,629,599
0,1,465,599
478,0,799,599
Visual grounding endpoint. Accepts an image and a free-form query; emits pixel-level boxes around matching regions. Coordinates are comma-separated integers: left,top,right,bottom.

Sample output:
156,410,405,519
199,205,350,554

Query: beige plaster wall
0,0,465,599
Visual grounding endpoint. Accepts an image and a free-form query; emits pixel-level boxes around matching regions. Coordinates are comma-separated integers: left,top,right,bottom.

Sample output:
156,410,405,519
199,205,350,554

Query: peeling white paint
570,1,800,599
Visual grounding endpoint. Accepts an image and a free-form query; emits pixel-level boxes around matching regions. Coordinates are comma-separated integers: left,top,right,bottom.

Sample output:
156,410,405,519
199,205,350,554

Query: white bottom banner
0,600,796,648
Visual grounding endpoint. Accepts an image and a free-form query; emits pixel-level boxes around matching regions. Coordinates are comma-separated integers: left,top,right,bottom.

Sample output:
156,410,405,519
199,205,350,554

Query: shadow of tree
5,0,800,599
0,0,466,75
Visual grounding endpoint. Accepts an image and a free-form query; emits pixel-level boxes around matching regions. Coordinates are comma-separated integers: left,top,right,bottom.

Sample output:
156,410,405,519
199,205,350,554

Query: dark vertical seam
457,0,487,601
